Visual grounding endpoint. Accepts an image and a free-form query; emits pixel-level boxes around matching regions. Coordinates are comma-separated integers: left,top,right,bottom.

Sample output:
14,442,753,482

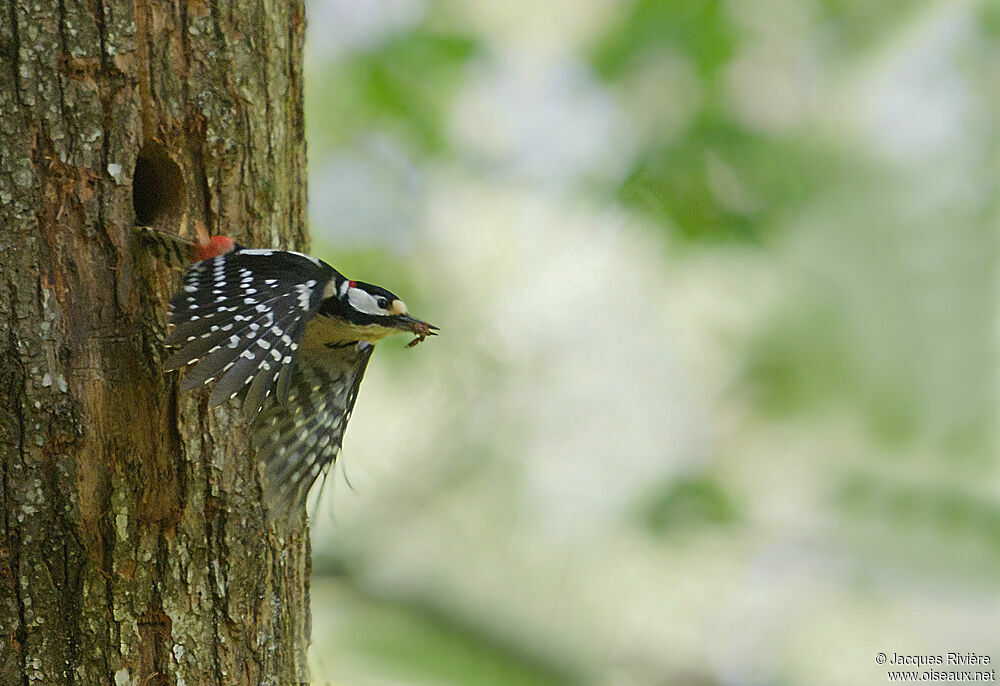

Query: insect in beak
392,314,438,347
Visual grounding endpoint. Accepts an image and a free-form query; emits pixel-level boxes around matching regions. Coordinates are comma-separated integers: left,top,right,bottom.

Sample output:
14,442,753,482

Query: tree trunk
0,1,311,684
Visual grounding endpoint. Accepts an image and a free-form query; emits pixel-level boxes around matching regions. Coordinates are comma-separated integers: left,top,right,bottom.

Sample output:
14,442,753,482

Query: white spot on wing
295,283,314,311
288,250,321,266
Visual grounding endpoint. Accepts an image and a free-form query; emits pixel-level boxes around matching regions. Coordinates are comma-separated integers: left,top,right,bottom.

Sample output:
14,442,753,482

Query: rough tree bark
0,1,312,684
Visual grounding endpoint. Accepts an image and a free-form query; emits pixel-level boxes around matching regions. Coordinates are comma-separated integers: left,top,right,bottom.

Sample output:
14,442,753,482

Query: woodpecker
136,227,437,522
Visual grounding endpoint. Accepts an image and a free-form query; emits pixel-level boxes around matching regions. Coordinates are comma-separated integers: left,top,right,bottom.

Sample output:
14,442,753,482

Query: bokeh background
300,1,999,684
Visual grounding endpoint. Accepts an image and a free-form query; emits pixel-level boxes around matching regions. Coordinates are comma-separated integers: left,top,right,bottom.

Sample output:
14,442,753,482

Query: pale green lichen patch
115,512,128,541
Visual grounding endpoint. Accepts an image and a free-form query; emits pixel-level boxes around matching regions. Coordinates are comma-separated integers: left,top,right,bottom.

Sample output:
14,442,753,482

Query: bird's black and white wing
253,338,374,522
164,248,339,421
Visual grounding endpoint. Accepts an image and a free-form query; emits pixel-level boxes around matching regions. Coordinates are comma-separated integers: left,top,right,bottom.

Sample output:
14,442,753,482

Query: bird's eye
375,296,388,309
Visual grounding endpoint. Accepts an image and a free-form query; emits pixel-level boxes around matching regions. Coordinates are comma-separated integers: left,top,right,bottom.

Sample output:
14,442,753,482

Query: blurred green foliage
588,1,849,242
620,124,843,242
307,31,478,159
311,581,576,686
304,0,999,682
744,301,853,414
817,0,931,51
590,0,737,80
836,472,1000,580
638,475,738,536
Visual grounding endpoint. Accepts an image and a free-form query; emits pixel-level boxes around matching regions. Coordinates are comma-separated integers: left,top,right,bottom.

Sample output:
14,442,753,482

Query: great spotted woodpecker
136,227,437,523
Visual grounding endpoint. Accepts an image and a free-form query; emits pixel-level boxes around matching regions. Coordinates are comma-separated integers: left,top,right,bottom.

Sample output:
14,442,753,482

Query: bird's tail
134,224,236,268
133,226,198,269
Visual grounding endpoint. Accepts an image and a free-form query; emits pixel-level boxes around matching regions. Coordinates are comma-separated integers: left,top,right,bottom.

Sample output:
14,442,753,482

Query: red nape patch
194,235,236,262
348,281,356,288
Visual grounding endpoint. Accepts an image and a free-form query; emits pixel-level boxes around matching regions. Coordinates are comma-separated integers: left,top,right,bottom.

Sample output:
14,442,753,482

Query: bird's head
320,277,438,345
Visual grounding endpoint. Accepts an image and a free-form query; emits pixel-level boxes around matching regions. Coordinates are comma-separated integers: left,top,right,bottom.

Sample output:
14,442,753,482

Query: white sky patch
448,53,635,190
308,135,422,251
841,4,974,163
305,0,426,62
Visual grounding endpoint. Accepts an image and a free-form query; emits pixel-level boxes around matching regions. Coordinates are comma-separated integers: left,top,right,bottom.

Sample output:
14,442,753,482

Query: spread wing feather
165,249,337,413
254,341,374,525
